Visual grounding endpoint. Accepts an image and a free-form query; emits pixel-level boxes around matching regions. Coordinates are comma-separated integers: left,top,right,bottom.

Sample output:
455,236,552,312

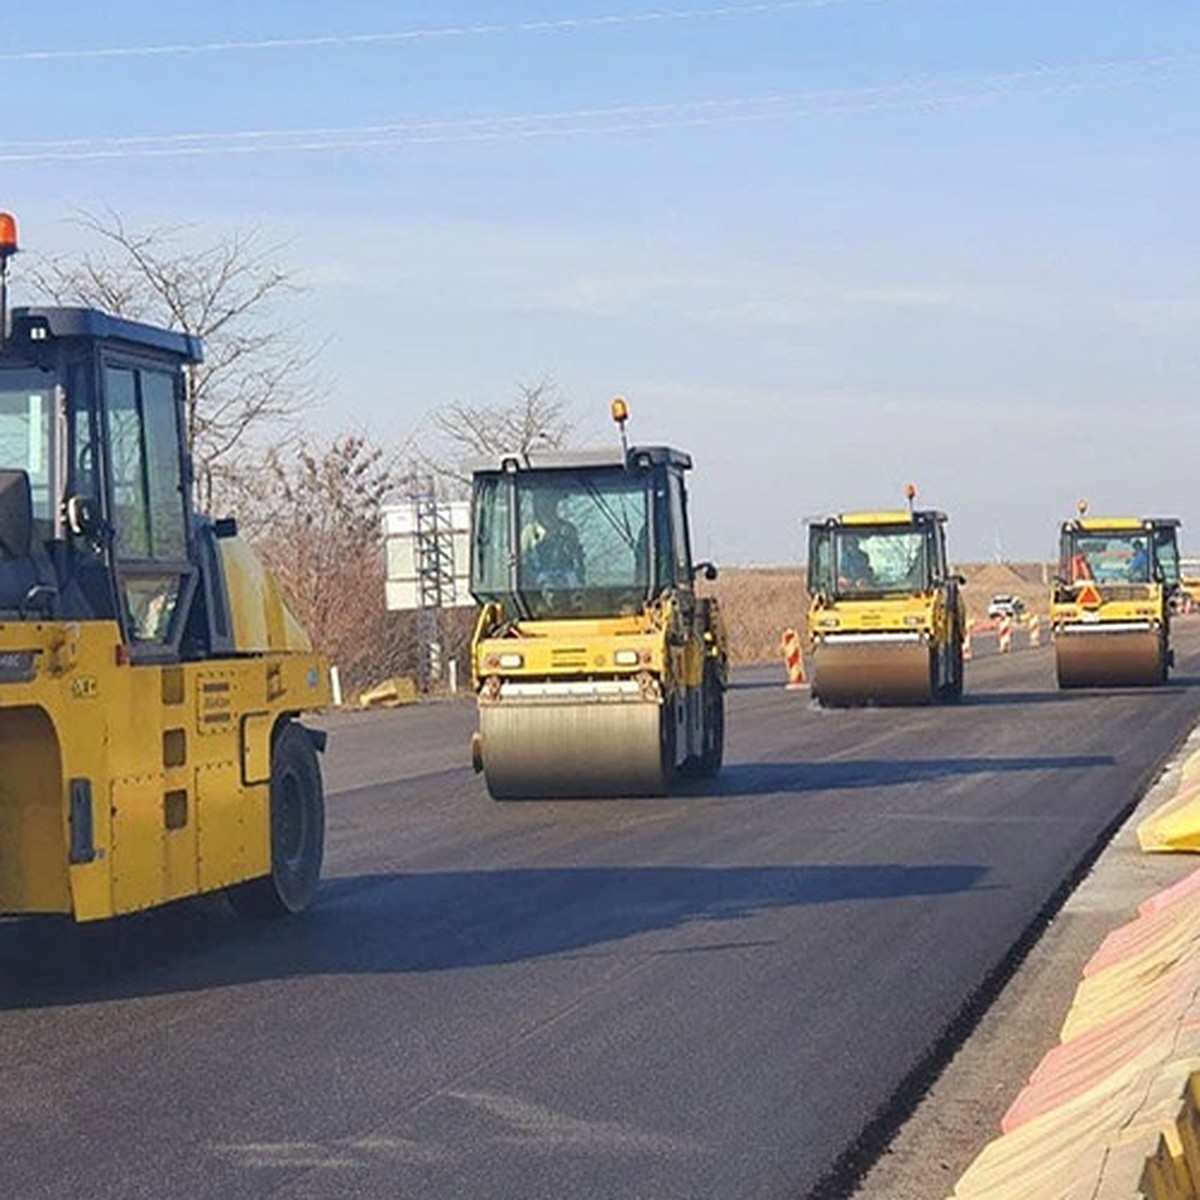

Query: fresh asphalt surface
6,623,1200,1199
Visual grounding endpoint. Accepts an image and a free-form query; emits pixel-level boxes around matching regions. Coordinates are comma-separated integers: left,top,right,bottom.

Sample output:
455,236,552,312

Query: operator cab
1056,517,1180,592
0,306,231,662
807,510,951,600
470,445,708,621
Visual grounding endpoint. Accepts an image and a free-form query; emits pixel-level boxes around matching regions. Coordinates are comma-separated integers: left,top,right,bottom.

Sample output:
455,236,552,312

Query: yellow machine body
219,535,315,653
468,444,727,799
0,618,328,920
1051,516,1178,689
806,508,966,706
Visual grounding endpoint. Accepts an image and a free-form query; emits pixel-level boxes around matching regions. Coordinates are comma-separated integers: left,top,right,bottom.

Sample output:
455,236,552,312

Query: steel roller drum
1055,626,1165,688
478,680,667,799
812,637,935,707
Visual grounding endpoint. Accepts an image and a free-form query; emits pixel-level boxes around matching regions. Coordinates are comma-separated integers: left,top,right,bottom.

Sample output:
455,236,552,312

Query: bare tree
24,210,315,509
420,378,574,488
246,433,410,694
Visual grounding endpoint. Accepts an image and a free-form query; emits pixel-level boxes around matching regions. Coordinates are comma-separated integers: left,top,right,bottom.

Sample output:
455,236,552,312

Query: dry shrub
702,567,806,665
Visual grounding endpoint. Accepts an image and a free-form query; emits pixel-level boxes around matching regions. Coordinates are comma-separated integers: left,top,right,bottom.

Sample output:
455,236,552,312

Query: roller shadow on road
0,860,990,1008
958,687,1175,707
1159,674,1200,688
677,753,1114,799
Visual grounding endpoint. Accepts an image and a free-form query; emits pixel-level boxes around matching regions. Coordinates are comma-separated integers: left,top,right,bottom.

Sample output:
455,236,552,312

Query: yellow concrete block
1063,950,1200,1043
358,676,418,709
952,1059,1200,1199
1180,751,1200,788
1133,1131,1191,1200
1141,791,1200,853
1173,1071,1200,1196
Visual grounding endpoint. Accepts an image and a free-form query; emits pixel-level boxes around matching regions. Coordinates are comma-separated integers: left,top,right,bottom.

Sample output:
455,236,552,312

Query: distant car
987,594,1026,620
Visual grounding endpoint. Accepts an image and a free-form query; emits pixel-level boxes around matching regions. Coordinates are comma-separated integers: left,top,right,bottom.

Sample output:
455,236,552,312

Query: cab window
0,367,54,523
104,364,191,649
808,527,832,593
668,474,692,586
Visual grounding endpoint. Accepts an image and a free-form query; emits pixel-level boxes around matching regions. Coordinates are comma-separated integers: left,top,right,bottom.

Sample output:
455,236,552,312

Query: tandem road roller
805,497,966,706
0,212,329,923
1052,511,1181,688
468,400,727,799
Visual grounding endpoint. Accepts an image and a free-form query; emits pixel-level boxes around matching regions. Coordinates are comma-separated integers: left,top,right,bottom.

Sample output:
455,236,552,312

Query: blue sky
2,1,1197,563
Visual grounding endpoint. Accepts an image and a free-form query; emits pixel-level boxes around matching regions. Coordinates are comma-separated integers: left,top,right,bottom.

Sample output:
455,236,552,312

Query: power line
0,55,1187,165
0,1,889,63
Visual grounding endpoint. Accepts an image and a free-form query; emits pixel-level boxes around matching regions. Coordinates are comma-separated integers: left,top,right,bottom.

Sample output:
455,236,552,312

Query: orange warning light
610,396,629,426
0,212,17,258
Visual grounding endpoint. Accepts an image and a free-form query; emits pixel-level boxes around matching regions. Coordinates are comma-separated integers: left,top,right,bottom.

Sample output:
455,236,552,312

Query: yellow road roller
1052,513,1180,688
805,501,965,706
0,212,329,922
468,400,727,799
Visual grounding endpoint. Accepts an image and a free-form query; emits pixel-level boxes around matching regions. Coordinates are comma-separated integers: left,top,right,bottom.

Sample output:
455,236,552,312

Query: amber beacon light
0,211,19,352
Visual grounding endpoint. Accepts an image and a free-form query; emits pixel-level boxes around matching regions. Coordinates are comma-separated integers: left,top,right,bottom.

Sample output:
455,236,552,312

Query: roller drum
479,688,667,799
1055,627,1166,689
812,639,935,707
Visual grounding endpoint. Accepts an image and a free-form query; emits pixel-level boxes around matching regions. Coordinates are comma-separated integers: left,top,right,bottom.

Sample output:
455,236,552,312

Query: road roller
0,212,330,923
1051,512,1180,688
468,399,727,799
805,499,965,706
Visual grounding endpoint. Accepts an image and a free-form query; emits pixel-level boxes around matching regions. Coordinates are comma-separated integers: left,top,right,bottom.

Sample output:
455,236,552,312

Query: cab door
807,524,832,595
102,359,197,663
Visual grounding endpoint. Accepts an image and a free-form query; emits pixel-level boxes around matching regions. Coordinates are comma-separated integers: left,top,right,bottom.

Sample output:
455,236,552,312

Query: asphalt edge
816,716,1200,1200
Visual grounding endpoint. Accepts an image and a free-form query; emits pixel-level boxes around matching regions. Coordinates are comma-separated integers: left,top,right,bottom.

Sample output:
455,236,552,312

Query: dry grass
700,567,807,665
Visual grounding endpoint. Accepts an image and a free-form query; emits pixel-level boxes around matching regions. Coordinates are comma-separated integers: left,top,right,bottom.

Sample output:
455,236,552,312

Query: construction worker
520,491,585,588
1126,538,1150,582
838,538,874,591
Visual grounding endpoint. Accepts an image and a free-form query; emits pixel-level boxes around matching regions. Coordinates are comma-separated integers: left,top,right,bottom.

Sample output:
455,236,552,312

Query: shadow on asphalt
728,677,790,691
960,688,1166,706
0,861,989,1006
678,753,1114,799
966,680,1198,706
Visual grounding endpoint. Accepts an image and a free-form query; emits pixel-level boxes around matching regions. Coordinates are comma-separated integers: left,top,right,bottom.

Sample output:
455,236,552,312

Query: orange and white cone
962,625,972,662
998,616,1013,654
1028,614,1041,647
781,628,807,688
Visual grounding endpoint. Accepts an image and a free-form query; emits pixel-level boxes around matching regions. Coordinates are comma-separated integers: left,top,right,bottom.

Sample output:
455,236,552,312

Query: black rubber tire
660,694,678,787
941,627,964,704
229,721,325,917
695,669,725,777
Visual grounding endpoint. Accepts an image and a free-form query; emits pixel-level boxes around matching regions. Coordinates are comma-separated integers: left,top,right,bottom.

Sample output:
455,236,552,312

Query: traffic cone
781,628,807,688
962,625,972,662
1028,614,1041,647
998,616,1013,653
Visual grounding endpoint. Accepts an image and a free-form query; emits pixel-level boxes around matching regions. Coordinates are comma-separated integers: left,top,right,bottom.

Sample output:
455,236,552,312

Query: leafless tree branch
24,209,316,510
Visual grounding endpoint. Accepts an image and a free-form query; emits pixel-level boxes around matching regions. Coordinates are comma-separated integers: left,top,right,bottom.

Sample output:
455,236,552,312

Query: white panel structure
382,496,473,612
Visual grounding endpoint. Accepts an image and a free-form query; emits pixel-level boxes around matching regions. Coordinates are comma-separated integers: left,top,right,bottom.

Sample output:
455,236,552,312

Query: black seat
0,469,59,616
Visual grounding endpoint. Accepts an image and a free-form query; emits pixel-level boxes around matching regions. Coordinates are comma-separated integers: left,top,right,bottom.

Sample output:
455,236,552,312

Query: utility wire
0,55,1187,164
0,1,891,63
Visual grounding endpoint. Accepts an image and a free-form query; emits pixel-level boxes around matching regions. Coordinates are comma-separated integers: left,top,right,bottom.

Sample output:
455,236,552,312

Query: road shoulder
850,725,1200,1200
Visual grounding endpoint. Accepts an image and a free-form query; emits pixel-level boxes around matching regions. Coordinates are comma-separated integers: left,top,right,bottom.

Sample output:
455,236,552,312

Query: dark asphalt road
5,623,1200,1199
